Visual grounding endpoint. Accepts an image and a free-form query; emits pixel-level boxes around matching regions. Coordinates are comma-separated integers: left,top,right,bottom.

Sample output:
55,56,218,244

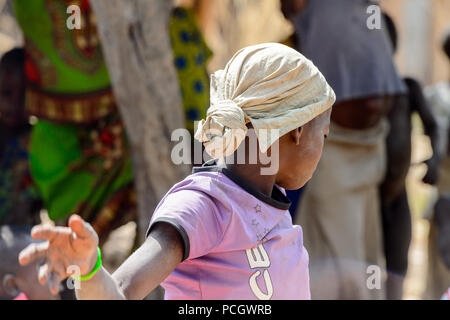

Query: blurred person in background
0,48,42,226
380,13,441,300
282,0,406,299
12,0,137,245
423,32,450,300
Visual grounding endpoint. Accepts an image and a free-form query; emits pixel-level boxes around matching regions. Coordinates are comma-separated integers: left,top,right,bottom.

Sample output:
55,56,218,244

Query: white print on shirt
245,244,273,300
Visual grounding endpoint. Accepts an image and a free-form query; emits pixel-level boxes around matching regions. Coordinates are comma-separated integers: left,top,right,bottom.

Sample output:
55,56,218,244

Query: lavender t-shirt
146,162,310,300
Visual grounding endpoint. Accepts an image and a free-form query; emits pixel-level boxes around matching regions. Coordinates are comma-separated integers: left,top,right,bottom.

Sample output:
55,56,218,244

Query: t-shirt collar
192,159,291,210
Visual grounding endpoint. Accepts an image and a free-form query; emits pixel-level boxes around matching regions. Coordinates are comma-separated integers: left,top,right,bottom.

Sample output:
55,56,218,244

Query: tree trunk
91,0,189,242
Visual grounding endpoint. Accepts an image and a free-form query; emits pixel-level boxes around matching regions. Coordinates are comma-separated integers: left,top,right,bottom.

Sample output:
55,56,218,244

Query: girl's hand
18,215,99,295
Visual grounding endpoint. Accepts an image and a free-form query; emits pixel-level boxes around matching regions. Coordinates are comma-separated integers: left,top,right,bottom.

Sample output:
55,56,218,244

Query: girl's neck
219,160,276,196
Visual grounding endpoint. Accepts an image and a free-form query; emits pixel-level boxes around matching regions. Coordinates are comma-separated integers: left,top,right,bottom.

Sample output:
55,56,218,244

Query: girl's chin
280,179,307,191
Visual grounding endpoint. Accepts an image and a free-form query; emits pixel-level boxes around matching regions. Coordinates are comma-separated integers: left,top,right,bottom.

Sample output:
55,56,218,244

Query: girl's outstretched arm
18,215,183,300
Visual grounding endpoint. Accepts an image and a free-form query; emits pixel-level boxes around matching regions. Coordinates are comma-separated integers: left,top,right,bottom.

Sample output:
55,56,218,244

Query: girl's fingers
36,256,66,291
48,272,62,296
38,262,51,285
31,225,71,242
18,241,49,266
69,215,96,241
52,258,68,280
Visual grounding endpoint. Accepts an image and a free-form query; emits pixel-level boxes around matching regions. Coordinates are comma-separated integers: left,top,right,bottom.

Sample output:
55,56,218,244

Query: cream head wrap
195,43,336,158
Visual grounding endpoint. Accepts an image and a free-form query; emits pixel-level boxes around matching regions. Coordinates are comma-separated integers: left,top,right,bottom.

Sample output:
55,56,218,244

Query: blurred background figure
285,0,406,299
12,0,137,245
0,48,42,226
423,33,450,300
0,225,60,300
380,13,440,300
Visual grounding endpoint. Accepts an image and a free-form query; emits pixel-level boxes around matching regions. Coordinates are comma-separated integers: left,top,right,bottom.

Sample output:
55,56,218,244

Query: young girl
18,43,335,300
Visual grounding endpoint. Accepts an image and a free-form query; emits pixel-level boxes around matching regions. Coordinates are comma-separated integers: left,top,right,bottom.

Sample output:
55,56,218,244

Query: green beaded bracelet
72,247,102,281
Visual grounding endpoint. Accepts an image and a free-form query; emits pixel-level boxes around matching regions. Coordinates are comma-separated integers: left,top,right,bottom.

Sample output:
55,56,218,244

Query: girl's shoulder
149,170,235,261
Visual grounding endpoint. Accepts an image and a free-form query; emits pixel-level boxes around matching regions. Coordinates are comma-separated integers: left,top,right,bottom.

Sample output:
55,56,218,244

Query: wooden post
90,0,189,242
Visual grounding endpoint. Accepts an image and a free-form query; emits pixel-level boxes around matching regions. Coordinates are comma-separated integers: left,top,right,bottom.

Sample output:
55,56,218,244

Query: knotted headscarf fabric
195,43,336,158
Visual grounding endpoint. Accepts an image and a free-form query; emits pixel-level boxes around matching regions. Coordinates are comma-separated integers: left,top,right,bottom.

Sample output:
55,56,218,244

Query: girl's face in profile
276,109,331,190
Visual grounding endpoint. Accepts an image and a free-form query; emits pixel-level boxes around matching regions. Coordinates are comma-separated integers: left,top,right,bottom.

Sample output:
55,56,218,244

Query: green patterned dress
13,0,135,240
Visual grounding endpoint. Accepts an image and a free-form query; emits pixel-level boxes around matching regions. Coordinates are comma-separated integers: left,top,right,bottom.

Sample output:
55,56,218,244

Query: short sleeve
146,190,224,261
